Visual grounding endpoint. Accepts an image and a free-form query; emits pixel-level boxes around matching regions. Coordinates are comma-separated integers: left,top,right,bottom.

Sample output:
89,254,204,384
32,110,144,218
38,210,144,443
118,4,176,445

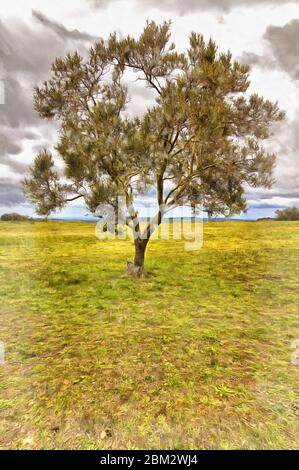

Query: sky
0,0,299,220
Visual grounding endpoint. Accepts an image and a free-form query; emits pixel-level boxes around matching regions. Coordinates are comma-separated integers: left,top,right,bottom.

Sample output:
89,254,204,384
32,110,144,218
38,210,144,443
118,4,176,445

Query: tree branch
65,194,85,202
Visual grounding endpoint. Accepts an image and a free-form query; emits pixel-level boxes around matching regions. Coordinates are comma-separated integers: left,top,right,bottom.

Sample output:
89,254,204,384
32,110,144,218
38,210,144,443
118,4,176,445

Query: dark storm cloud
0,12,96,82
264,19,299,80
245,118,299,208
0,18,68,80
0,127,36,174
0,179,26,206
32,10,97,42
0,132,22,156
88,0,295,14
241,19,299,80
238,52,276,69
242,111,299,207
239,18,299,210
88,0,116,8
0,11,96,205
290,118,299,152
0,78,38,129
248,202,288,209
1,157,28,175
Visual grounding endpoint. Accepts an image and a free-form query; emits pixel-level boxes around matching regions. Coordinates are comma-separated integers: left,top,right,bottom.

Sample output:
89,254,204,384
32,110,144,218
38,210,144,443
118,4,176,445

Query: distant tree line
275,207,299,221
0,213,31,221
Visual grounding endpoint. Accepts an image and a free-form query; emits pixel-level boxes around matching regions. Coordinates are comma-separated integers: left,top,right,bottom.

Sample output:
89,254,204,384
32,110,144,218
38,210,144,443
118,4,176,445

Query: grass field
0,220,298,449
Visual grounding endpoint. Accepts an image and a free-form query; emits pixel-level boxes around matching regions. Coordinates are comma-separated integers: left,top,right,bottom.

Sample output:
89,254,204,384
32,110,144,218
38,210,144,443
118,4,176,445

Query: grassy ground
0,220,298,449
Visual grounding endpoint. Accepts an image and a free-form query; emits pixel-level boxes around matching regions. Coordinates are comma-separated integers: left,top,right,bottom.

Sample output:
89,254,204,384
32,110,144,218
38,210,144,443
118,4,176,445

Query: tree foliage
1,213,31,221
275,206,299,221
23,21,285,270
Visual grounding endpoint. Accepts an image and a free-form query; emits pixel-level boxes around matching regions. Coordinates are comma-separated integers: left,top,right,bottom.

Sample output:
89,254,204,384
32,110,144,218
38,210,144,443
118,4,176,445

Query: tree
0,213,31,221
275,206,299,221
23,21,284,276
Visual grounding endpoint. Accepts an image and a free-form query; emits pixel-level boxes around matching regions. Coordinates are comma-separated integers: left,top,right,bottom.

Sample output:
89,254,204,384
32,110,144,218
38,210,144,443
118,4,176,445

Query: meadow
0,220,298,449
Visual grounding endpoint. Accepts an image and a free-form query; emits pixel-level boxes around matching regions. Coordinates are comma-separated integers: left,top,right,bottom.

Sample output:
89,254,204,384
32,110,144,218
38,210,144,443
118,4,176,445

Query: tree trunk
127,239,148,277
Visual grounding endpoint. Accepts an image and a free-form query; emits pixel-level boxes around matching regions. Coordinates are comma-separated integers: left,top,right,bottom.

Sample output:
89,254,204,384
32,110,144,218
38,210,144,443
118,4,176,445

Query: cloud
32,10,97,42
0,11,96,205
0,78,38,129
0,131,22,156
238,52,276,70
239,17,299,205
0,179,26,206
264,19,299,80
88,0,117,8
88,0,295,14
244,112,299,211
1,3,298,216
242,19,299,81
218,19,299,212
